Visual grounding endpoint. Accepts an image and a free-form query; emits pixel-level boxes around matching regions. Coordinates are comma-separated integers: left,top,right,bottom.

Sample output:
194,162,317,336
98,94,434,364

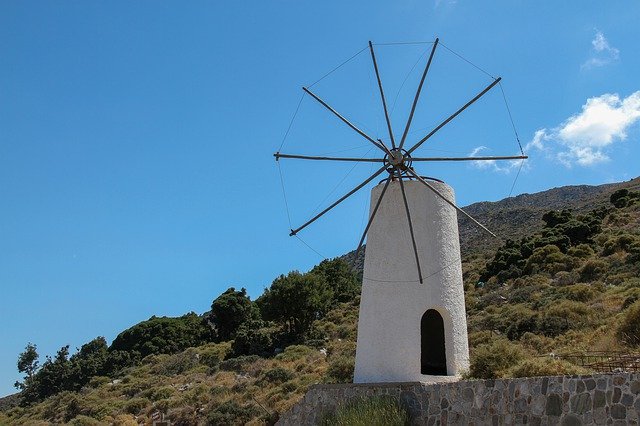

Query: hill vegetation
1,180,640,425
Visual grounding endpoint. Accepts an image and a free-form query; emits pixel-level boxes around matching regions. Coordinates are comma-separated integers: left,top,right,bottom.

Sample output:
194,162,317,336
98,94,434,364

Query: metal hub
384,148,412,171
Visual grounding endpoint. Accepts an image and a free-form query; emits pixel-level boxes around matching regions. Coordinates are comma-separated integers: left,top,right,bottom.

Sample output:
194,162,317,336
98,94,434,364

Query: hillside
2,178,640,425
459,176,640,255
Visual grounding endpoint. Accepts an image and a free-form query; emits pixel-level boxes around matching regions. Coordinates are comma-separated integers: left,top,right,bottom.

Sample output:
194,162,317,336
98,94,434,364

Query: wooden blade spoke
398,37,439,151
289,165,388,236
404,168,498,239
274,153,385,162
353,177,392,268
406,77,502,155
410,155,528,162
369,41,396,149
302,87,393,157
398,175,424,284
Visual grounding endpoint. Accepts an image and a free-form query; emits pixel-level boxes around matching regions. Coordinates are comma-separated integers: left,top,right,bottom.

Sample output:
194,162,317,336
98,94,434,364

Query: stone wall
277,373,640,425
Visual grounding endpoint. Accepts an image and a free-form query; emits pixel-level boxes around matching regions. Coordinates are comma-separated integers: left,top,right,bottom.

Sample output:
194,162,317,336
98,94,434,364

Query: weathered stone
440,397,449,410
547,393,563,416
575,381,584,393
276,374,640,425
593,390,606,409
514,397,528,413
562,414,583,426
621,393,633,407
613,376,625,386
593,407,607,425
610,404,626,419
531,395,546,416
570,392,592,415
612,387,621,403
541,377,549,395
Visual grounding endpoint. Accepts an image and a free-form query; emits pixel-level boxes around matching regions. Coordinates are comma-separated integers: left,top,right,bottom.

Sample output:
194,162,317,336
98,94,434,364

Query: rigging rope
498,81,524,155
276,161,293,229
307,46,368,89
278,92,306,152
295,235,326,259
439,42,496,80
307,146,375,218
390,47,430,115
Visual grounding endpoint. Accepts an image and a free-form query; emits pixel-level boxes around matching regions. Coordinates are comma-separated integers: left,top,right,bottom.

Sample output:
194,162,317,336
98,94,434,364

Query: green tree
542,209,572,228
109,313,211,358
15,343,39,391
257,271,333,337
309,258,360,303
34,345,72,401
209,287,255,341
67,337,109,391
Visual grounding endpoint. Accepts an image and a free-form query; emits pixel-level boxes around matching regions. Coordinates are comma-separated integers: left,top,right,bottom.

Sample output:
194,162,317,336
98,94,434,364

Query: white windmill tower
275,38,526,383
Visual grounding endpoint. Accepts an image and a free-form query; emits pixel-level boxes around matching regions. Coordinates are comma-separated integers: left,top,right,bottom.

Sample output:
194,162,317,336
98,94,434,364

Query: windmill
275,39,527,383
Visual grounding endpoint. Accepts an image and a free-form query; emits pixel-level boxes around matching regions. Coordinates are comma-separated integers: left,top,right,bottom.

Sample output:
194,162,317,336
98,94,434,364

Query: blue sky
1,1,639,395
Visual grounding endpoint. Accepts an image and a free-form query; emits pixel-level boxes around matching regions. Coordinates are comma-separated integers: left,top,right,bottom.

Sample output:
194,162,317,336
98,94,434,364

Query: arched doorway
421,309,447,375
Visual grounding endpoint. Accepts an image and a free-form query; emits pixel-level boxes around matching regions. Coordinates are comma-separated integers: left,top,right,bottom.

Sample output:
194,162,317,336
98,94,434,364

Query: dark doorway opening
421,309,447,375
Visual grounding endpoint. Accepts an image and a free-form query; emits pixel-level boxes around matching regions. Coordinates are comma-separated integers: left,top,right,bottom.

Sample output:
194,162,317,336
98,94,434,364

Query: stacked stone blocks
277,373,640,425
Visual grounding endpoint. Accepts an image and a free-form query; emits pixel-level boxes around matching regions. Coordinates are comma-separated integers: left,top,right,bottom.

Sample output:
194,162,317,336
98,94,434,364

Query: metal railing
547,351,640,373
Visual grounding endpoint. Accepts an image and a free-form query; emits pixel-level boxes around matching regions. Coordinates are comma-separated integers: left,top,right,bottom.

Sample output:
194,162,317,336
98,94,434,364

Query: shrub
275,345,313,361
320,397,409,426
152,348,199,376
260,367,294,384
579,259,609,281
232,323,279,357
109,313,211,358
206,401,261,426
68,415,101,426
468,340,523,379
219,355,260,372
123,397,150,415
198,342,232,369
507,358,589,378
559,284,598,302
618,300,640,345
325,355,355,384
567,244,595,259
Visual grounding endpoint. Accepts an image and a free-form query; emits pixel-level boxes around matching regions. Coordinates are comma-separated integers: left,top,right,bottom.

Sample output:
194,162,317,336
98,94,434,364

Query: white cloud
581,30,620,70
527,91,640,167
434,0,457,8
468,146,524,173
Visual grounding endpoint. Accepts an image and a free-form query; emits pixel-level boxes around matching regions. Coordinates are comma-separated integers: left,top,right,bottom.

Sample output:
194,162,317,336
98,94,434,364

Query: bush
206,401,261,426
198,342,232,370
232,323,279,357
152,348,199,376
468,340,523,379
320,397,410,426
219,355,260,372
275,345,313,361
325,355,355,384
68,415,101,426
123,397,150,415
260,367,294,384
507,358,589,378
109,313,211,358
579,259,609,281
618,300,640,345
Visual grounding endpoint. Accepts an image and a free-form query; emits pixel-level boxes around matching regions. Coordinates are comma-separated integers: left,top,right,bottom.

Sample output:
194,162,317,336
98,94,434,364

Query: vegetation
2,183,640,424
320,397,410,426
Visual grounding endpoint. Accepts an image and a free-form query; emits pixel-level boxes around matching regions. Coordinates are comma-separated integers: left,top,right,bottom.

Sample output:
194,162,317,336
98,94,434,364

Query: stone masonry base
277,373,640,425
